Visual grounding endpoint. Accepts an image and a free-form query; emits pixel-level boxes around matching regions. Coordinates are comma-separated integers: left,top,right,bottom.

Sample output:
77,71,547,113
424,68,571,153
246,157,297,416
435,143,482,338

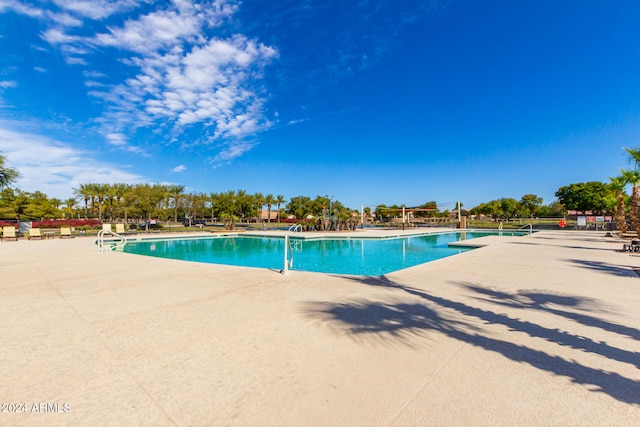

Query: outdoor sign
595,216,605,222
577,216,587,226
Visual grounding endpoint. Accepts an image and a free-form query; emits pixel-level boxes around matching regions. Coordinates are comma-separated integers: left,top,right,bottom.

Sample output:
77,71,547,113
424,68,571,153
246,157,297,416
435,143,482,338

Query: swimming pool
121,230,527,276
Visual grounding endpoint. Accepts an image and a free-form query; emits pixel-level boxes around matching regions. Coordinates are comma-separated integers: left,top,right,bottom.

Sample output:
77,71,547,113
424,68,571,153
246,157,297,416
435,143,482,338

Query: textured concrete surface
0,230,638,426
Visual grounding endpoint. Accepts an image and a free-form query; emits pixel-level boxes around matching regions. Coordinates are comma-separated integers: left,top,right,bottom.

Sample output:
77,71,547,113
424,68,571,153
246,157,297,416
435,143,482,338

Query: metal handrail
518,223,533,236
97,229,128,252
288,224,302,232
282,233,294,274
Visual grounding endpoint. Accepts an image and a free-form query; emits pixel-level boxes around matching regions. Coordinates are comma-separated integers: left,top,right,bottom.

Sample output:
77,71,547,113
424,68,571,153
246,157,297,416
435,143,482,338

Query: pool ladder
518,224,533,236
282,233,294,274
288,224,302,232
97,229,128,253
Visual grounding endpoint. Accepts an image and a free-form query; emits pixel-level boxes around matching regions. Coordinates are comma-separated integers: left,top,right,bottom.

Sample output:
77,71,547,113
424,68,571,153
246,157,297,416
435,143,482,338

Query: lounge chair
115,223,127,234
622,240,640,252
59,227,75,238
28,228,43,240
102,224,113,233
1,226,18,241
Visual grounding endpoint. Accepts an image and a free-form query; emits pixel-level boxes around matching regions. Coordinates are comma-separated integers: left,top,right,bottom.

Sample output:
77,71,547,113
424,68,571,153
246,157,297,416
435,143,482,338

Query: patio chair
102,224,113,233
622,239,640,252
115,223,126,234
28,228,43,240
1,226,18,241
59,227,75,238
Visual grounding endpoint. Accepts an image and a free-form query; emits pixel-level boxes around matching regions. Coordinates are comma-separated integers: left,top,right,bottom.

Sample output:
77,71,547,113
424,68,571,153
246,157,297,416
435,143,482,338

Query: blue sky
1,0,639,211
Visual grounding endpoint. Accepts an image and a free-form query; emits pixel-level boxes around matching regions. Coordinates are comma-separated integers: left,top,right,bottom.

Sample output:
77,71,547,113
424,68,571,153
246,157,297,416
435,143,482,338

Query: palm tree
73,183,92,219
105,184,117,222
625,146,640,168
111,183,131,223
83,183,100,218
253,192,265,222
166,184,186,224
92,183,110,221
624,146,640,233
621,169,640,233
609,175,627,232
275,194,285,225
63,197,77,219
264,194,276,223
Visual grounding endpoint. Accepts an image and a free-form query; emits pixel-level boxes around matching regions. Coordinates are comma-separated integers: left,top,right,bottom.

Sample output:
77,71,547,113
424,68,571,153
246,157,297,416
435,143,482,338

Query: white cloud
51,0,141,20
93,11,277,151
0,0,43,17
6,0,277,162
94,8,203,54
0,125,144,199
0,80,17,88
49,11,83,27
210,140,258,167
171,164,187,173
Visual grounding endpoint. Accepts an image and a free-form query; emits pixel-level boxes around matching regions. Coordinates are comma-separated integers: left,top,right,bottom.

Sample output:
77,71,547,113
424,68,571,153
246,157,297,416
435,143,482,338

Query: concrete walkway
0,230,638,426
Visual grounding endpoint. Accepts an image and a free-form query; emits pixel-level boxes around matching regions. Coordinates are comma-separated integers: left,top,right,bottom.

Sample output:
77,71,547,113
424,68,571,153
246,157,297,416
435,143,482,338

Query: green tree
286,196,312,219
473,200,502,220
23,191,60,219
413,201,438,218
125,184,166,225
519,194,543,218
537,201,565,218
0,188,19,218
216,190,239,229
374,204,387,221
554,182,612,215
0,153,19,189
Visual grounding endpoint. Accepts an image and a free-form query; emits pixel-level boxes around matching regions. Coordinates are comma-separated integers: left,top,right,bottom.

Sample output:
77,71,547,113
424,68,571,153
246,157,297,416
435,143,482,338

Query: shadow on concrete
303,299,478,349
461,283,640,340
566,258,639,278
303,275,640,405
508,241,619,252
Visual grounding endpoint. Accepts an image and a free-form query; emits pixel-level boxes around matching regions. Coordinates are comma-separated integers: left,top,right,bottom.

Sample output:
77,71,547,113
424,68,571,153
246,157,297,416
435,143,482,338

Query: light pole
324,194,334,217
325,194,334,230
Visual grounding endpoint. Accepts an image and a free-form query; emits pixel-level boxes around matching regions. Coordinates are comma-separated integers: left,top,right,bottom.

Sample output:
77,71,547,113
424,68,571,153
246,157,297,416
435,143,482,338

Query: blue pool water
121,231,527,276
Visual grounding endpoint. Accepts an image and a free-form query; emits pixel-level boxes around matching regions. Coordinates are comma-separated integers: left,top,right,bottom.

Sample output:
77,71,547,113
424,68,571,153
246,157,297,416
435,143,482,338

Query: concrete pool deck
0,229,638,426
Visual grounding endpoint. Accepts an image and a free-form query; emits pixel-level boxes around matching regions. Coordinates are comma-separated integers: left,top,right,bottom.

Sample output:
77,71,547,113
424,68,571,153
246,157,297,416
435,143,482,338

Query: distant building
259,210,279,221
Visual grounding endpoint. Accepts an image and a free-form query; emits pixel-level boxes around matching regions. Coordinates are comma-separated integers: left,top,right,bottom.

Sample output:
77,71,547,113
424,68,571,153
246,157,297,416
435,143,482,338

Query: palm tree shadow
302,275,640,405
460,282,640,340
303,299,479,348
566,258,640,278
